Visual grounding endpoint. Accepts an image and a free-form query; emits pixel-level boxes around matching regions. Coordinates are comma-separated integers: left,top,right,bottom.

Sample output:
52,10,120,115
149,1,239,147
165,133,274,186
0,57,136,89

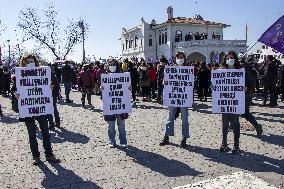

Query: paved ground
0,90,283,189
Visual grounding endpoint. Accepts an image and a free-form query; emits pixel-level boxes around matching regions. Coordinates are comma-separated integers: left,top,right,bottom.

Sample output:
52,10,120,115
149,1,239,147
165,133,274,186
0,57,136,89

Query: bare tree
18,4,89,60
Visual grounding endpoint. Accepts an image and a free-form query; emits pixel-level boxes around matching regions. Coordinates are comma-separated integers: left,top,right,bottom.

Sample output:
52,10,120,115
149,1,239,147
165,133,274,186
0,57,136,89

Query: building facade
121,6,247,64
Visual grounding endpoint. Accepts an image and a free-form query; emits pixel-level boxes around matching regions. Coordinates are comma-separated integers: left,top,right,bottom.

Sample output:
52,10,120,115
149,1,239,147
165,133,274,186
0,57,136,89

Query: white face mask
176,59,184,65
109,66,116,73
27,63,36,68
226,59,235,68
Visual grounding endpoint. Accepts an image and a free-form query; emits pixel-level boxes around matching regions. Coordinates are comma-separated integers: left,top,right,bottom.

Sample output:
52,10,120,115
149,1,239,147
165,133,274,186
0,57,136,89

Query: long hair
19,54,39,67
222,51,241,69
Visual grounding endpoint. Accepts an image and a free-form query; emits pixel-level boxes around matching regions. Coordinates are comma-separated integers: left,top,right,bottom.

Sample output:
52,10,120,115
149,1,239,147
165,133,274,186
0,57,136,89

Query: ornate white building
121,6,247,64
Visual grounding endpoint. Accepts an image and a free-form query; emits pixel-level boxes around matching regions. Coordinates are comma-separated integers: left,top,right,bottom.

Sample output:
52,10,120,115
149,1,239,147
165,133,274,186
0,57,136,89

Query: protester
160,52,190,148
138,61,150,101
126,62,139,102
197,61,210,101
2,66,11,97
61,61,75,103
241,61,263,136
261,55,279,107
148,63,157,100
0,103,2,115
101,59,130,148
0,65,3,94
78,64,95,107
219,51,241,154
157,57,167,103
16,55,60,165
48,64,61,130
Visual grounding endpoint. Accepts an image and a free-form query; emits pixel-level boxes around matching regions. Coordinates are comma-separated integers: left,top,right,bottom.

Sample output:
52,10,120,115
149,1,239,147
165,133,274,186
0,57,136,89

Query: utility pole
78,21,86,64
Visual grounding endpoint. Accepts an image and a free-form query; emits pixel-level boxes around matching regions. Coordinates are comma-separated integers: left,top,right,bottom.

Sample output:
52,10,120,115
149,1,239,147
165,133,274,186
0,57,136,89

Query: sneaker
159,136,170,146
109,143,116,148
33,157,41,166
49,126,55,131
121,144,128,148
46,155,61,163
220,144,231,152
180,138,187,148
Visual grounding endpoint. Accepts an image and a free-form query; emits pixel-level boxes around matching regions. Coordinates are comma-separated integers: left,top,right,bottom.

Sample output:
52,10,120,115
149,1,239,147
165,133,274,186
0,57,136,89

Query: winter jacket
78,71,95,88
61,64,75,83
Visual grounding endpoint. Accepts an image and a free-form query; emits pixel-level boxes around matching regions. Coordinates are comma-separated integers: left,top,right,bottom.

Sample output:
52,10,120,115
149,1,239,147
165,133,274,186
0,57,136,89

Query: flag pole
242,41,258,57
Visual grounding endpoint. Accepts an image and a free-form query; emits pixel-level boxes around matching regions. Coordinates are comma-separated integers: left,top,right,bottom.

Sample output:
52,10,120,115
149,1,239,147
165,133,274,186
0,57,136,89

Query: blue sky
0,0,283,62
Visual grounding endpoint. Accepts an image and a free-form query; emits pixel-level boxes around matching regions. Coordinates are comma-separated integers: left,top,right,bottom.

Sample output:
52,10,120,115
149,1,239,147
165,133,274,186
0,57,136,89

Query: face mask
226,59,235,68
176,59,184,65
27,63,36,68
109,66,116,73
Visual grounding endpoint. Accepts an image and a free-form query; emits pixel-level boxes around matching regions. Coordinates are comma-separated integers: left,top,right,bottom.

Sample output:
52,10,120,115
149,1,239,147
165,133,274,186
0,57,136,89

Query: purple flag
258,15,284,54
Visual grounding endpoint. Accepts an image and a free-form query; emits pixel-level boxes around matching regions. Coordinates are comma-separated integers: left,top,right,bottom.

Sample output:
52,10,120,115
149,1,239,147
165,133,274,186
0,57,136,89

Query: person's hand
15,93,20,100
50,85,54,90
128,86,132,91
100,86,104,90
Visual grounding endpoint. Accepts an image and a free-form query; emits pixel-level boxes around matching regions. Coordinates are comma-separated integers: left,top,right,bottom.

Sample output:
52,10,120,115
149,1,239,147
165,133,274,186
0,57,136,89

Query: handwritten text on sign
101,72,132,115
163,66,194,107
15,66,54,118
211,69,245,114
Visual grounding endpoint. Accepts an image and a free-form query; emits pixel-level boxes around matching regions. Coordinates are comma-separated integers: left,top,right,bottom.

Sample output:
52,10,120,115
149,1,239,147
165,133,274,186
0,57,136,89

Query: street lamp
7,39,11,67
78,20,86,64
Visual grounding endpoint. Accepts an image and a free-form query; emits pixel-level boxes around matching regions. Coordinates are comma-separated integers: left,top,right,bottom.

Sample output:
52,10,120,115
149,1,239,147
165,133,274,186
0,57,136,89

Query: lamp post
7,39,11,67
78,20,86,64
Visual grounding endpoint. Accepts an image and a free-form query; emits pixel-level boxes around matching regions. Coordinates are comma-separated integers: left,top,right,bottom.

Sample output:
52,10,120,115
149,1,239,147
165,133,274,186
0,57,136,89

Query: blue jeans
165,107,190,138
64,83,72,99
107,117,127,145
47,96,60,127
25,116,53,158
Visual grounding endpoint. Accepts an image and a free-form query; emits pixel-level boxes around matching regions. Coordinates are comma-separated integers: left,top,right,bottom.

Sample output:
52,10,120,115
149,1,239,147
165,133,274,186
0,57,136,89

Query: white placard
211,69,245,114
163,66,194,107
15,66,54,118
101,72,132,115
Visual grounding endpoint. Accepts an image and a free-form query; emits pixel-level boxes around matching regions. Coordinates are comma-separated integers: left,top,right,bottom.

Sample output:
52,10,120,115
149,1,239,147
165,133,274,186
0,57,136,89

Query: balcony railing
174,40,247,48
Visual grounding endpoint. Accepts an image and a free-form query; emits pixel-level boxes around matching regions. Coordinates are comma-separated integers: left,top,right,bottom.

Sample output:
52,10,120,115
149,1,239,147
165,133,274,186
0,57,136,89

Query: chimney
167,6,173,20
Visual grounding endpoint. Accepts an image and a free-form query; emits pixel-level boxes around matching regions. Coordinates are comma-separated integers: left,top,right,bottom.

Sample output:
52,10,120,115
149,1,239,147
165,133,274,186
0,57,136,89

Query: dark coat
61,64,75,83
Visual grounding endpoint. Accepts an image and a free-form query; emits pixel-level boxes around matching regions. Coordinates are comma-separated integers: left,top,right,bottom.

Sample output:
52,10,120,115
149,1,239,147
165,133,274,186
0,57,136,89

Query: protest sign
101,72,132,115
15,66,54,118
211,69,245,114
163,66,194,107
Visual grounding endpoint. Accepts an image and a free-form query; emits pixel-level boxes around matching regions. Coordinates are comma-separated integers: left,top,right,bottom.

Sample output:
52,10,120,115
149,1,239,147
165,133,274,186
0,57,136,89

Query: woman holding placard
101,59,130,148
16,55,60,165
219,51,242,154
159,52,190,149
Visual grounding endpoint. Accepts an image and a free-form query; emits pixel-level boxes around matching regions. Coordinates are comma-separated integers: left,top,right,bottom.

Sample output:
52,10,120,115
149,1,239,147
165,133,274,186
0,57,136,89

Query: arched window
159,33,162,45
125,39,128,49
130,36,134,48
135,35,138,47
165,32,167,43
149,35,153,46
175,30,182,42
162,33,165,44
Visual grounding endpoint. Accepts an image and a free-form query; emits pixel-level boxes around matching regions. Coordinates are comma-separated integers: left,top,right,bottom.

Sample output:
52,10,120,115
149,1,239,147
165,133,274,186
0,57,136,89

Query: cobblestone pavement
0,90,283,189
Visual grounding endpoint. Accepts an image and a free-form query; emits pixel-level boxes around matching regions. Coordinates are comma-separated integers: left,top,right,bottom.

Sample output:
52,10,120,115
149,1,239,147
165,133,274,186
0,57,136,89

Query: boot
46,155,61,163
88,99,92,106
232,143,240,155
81,99,85,108
159,136,169,146
33,157,41,166
256,124,263,137
220,142,231,152
180,137,187,148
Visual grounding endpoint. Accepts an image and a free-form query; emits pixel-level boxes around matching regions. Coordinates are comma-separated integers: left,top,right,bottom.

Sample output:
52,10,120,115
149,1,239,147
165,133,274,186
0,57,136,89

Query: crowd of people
0,51,283,165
